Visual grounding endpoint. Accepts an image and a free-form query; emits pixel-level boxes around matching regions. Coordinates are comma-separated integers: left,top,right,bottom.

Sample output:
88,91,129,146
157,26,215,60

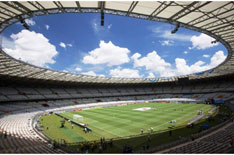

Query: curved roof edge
0,1,233,84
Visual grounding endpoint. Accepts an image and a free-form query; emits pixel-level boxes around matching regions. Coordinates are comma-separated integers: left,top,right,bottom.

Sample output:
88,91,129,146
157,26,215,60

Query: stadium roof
0,1,234,84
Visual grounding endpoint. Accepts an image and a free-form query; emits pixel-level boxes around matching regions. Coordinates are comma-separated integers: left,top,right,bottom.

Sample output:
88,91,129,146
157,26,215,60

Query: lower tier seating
0,112,64,153
164,121,234,153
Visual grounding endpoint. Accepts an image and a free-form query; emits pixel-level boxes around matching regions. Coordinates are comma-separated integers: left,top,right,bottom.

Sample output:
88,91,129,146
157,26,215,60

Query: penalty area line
89,124,123,138
153,110,199,130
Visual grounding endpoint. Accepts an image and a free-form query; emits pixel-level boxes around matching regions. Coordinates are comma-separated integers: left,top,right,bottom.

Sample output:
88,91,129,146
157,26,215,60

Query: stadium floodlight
19,16,30,30
171,23,180,34
101,10,104,26
211,40,218,44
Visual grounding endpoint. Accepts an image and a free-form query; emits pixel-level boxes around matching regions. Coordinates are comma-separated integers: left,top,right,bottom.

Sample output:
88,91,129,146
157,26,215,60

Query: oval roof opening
2,12,227,79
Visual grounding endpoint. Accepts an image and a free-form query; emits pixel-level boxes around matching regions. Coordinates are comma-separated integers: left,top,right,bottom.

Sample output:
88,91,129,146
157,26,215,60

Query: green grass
39,103,233,153
40,102,213,143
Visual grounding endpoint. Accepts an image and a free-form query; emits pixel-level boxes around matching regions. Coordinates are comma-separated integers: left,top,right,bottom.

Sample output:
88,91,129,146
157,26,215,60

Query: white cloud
109,67,142,78
175,51,226,75
91,18,112,35
190,33,218,50
59,42,72,48
45,25,50,30
59,42,66,48
81,71,96,76
147,72,155,78
209,50,226,68
131,51,173,77
63,70,68,73
63,50,226,78
203,54,210,58
91,18,105,34
2,36,15,49
67,44,72,47
160,40,174,46
184,51,188,54
160,70,176,77
131,49,226,77
175,58,206,75
82,41,130,66
99,74,105,77
25,19,35,26
160,31,191,41
161,30,192,41
92,20,99,33
75,67,82,72
81,71,105,77
107,24,112,29
151,27,192,41
3,30,58,67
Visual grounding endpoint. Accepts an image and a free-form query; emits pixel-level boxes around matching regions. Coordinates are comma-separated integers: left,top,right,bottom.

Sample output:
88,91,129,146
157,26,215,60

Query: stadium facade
0,1,234,153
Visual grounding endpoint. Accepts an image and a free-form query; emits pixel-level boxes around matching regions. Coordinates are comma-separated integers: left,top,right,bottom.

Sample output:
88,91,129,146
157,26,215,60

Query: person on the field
71,124,74,129
100,137,103,144
148,128,151,133
80,143,84,151
147,135,151,142
52,140,56,149
123,145,126,153
4,131,7,138
146,143,150,150
151,127,154,133
103,140,107,150
191,134,195,141
109,138,113,147
141,128,143,135
127,145,132,153
98,144,103,153
93,141,97,148
91,143,95,152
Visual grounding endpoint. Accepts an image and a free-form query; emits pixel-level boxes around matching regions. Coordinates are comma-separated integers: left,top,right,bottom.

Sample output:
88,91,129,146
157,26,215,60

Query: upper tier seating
0,82,233,103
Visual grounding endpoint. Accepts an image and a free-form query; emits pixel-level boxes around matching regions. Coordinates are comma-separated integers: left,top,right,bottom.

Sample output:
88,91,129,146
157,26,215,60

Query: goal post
73,114,83,122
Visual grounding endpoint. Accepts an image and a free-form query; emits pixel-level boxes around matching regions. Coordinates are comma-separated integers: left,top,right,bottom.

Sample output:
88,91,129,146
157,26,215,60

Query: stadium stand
0,1,234,153
0,112,64,153
163,120,234,153
0,82,233,104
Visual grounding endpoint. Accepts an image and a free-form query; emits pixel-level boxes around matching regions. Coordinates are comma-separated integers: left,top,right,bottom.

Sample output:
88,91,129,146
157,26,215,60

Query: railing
188,114,204,125
32,112,52,142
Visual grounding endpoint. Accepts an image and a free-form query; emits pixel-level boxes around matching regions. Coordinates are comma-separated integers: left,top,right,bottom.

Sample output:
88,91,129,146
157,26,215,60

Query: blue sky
2,13,227,78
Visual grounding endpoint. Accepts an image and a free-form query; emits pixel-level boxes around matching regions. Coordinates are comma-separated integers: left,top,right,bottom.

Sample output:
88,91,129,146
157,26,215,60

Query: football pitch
40,102,214,144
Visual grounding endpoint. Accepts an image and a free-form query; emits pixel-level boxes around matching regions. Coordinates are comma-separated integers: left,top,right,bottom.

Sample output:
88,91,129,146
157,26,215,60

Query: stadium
0,1,234,153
